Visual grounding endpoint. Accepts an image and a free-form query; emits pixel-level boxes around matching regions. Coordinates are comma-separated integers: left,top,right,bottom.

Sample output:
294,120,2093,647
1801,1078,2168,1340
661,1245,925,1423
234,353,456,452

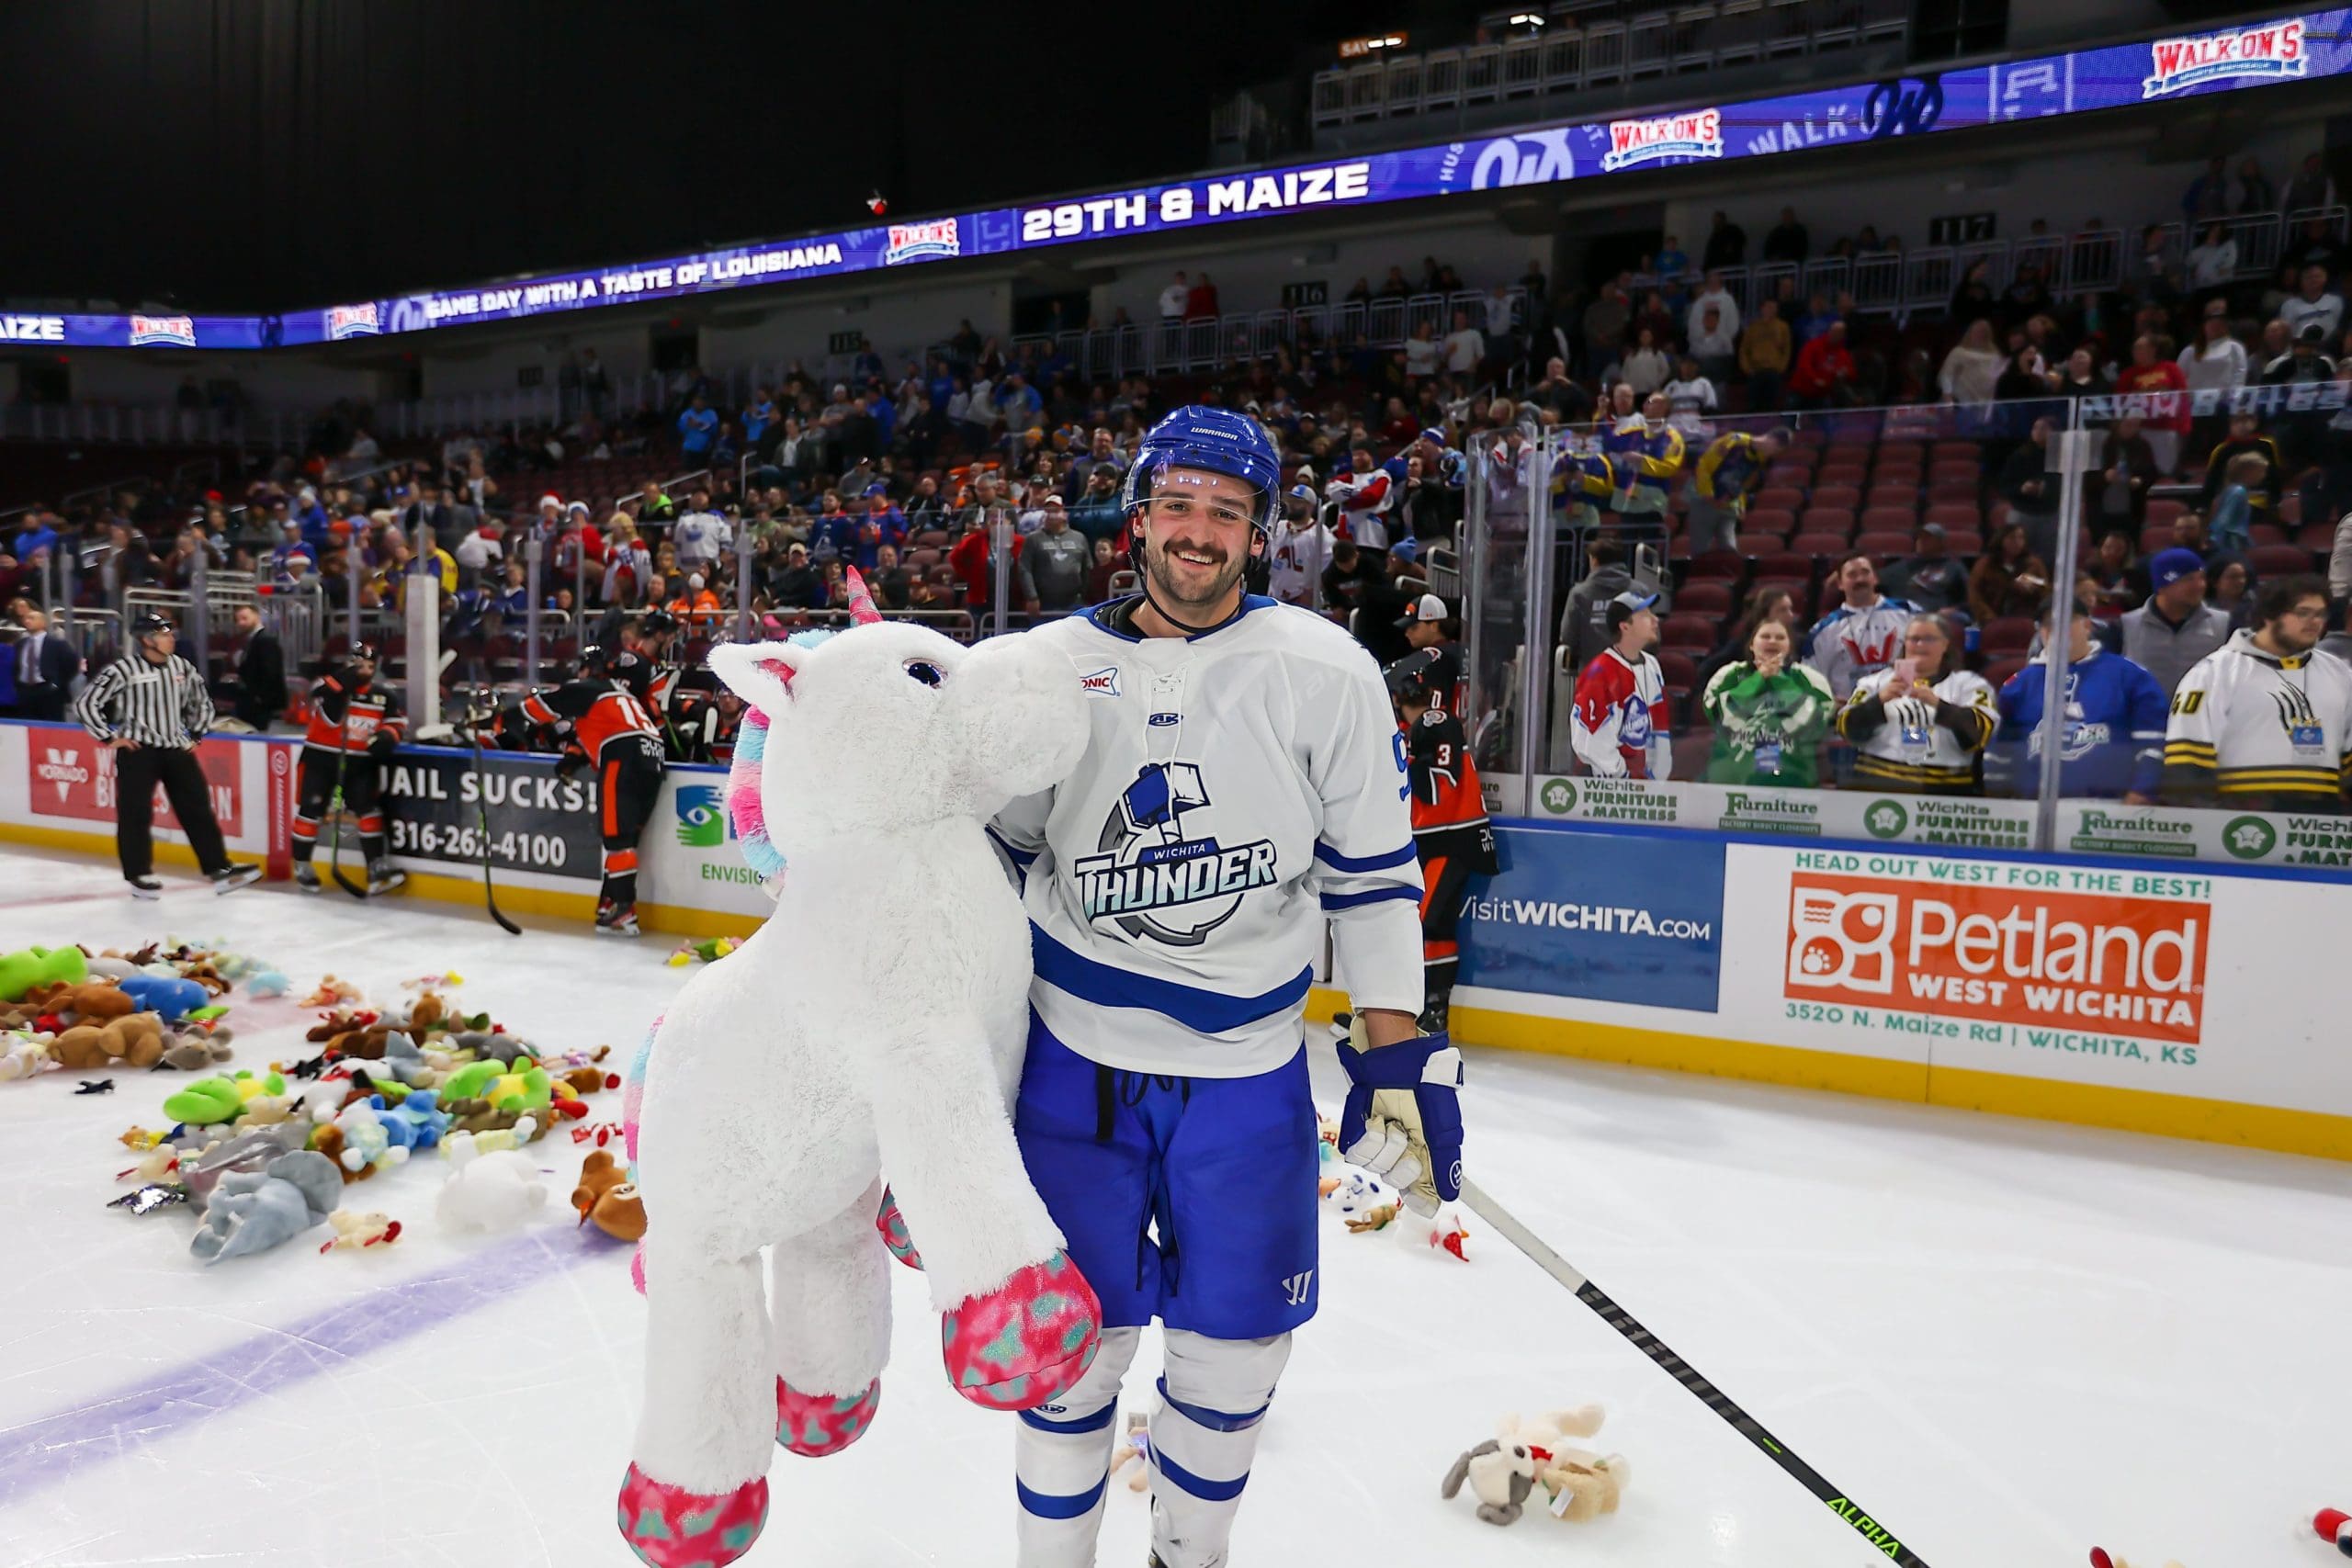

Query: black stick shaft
469,708,523,936
1461,1179,1930,1566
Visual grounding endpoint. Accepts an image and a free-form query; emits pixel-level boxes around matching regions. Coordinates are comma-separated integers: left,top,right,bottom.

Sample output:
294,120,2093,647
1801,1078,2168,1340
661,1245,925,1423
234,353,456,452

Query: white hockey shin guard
1014,1325,1141,1568
1148,1329,1294,1568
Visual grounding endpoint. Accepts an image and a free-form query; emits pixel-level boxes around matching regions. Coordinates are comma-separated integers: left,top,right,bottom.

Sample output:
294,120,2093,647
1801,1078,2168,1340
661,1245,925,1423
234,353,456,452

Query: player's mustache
1161,537,1227,565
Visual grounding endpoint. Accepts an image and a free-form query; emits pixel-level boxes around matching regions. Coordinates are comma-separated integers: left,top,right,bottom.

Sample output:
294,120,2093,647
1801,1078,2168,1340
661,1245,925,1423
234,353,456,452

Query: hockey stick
1458,1178,1932,1567
323,691,369,899
463,696,523,937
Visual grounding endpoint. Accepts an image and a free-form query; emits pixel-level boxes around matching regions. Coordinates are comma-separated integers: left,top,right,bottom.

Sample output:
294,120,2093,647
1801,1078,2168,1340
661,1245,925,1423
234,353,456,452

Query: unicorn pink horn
843,567,883,626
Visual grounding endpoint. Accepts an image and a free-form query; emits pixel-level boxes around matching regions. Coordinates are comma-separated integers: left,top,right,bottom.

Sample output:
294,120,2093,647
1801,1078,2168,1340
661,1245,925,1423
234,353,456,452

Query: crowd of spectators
2,150,2348,809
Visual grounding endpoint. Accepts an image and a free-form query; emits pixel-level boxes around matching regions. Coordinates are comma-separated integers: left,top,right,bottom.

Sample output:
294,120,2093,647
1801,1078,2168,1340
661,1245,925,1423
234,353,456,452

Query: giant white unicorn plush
616,578,1103,1567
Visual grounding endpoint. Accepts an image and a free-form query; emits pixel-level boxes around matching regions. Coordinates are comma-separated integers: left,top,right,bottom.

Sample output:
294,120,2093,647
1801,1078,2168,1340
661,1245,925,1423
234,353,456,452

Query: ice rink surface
0,842,2345,1567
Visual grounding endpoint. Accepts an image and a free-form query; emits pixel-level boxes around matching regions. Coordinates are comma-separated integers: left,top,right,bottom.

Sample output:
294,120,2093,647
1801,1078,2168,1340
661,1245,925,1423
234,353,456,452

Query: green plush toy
0,945,88,1002
439,1056,550,1111
164,1069,287,1126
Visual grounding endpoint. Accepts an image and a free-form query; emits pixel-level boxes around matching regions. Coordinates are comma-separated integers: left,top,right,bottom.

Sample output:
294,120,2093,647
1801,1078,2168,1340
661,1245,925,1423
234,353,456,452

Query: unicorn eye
903,660,944,688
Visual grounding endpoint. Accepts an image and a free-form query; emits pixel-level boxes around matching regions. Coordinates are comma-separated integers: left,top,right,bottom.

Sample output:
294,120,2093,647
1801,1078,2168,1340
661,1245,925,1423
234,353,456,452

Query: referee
72,611,259,897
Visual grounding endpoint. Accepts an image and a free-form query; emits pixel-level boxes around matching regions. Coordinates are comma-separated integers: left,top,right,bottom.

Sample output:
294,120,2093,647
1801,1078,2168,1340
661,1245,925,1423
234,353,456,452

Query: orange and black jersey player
1388,648,1498,1031
290,651,405,890
509,649,665,935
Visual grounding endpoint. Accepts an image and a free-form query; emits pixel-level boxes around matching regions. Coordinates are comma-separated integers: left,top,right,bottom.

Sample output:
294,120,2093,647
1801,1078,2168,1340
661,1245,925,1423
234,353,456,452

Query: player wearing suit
989,408,1464,1568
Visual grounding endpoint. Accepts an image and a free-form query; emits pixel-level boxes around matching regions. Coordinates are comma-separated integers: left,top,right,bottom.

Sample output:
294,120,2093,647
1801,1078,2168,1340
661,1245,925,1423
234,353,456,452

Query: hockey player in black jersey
500,644,666,937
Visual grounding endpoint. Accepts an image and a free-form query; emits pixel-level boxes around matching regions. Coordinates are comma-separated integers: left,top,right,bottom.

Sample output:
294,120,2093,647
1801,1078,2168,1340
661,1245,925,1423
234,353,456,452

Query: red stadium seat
2251,544,2318,577
1860,506,1917,536
1742,509,1795,540
1853,530,1915,558
1657,649,1701,688
1661,614,1717,650
1753,551,1815,582
2297,521,2336,552
1983,658,2029,690
2137,524,2173,555
1736,532,1788,555
1981,616,2037,656
1929,460,1981,486
1931,440,1982,461
1755,487,1806,513
1791,531,1851,558
1800,507,1855,535
2144,498,2188,531
1677,580,1734,615
1941,530,1984,556
1811,483,1862,510
1925,502,1980,531
1687,549,1746,581
1816,466,1868,490
1864,484,1920,509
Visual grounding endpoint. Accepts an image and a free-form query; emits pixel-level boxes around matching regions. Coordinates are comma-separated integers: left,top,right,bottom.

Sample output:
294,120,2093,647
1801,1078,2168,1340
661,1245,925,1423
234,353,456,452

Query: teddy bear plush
51,1011,166,1070
1498,1408,1630,1523
436,1130,548,1232
572,1149,646,1242
615,579,1102,1568
318,1210,401,1252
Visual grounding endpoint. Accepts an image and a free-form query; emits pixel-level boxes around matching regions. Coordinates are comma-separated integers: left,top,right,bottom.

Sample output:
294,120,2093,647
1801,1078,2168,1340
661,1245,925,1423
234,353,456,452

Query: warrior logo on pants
1072,762,1277,947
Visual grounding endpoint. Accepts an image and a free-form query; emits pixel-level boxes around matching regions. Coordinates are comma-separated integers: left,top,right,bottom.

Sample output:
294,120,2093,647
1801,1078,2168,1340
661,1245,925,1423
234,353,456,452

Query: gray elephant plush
189,1150,342,1264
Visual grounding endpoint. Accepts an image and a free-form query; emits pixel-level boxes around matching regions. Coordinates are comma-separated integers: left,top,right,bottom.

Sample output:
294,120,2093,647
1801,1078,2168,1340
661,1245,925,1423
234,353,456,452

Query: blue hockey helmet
1121,405,1284,541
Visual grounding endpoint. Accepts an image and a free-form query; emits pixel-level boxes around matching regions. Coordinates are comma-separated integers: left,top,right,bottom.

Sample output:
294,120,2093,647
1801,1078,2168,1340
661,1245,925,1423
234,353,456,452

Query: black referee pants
114,745,230,879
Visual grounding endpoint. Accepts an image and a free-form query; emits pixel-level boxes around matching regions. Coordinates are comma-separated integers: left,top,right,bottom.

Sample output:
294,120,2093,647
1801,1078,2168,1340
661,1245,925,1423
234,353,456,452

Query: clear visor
1137,460,1267,534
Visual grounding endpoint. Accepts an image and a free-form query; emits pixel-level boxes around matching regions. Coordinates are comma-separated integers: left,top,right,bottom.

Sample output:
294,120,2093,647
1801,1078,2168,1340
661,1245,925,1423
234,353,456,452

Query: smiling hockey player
990,406,1466,1568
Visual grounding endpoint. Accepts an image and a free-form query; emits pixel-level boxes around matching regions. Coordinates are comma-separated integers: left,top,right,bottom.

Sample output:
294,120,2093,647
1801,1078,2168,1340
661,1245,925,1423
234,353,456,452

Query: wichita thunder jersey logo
1074,762,1279,946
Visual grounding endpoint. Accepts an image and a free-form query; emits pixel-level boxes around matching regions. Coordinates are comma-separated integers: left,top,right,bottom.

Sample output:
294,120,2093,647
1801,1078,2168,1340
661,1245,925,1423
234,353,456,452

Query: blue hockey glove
1335,1027,1464,1218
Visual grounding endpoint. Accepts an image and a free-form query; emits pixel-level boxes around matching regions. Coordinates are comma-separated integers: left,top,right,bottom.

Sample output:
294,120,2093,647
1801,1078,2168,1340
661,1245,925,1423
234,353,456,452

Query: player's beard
1144,528,1250,613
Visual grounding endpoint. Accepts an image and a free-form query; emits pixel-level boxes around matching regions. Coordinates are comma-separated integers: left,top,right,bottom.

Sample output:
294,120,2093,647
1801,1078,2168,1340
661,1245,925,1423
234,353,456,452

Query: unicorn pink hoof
940,1249,1102,1411
876,1186,922,1270
616,1463,767,1568
776,1374,881,1456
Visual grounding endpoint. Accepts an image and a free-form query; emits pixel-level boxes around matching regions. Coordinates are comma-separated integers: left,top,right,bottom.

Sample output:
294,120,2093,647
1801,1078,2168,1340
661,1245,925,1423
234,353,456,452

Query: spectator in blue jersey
742,386,779,455
852,491,905,571
676,393,718,458
1995,599,2168,802
12,509,59,564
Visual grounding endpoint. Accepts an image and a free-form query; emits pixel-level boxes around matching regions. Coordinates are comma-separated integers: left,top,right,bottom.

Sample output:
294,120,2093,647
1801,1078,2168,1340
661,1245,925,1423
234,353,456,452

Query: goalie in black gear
290,645,406,896
501,643,665,937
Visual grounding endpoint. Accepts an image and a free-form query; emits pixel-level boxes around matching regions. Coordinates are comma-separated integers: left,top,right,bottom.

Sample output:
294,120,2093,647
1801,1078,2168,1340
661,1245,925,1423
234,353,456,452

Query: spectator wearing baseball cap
1570,591,1671,780
1268,484,1334,611
2119,547,2232,699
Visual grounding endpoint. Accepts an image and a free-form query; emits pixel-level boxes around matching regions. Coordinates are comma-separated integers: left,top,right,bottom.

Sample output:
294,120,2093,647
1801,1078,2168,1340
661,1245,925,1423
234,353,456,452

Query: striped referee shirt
72,650,215,750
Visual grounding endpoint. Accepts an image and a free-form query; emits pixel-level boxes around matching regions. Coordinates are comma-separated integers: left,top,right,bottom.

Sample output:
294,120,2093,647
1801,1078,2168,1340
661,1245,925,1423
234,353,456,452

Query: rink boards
0,720,2343,1162
1310,821,2352,1162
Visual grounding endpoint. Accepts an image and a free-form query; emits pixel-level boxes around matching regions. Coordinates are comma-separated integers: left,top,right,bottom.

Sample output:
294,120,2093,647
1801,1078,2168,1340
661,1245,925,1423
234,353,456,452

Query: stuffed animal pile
614,578,1102,1568
0,938,265,1084
84,961,625,1268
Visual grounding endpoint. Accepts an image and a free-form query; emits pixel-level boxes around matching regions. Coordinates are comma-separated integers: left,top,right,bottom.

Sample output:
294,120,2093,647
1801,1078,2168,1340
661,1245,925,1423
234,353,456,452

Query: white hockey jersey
1838,664,1996,792
993,596,1426,1077
1266,521,1335,609
2162,631,2352,808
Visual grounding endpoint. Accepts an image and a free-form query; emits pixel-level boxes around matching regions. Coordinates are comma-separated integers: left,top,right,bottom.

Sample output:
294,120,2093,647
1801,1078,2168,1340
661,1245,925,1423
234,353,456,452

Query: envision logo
37,747,88,802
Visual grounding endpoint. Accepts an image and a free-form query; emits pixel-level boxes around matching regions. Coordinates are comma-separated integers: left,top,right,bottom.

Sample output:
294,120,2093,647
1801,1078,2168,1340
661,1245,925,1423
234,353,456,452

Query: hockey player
2162,574,2352,811
1386,647,1497,1032
632,607,703,760
992,406,1463,1568
289,643,406,895
504,644,665,936
1571,591,1672,779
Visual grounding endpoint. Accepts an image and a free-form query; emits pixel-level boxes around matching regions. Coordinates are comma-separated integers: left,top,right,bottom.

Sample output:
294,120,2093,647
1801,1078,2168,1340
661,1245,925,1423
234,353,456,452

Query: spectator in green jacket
1701,617,1835,786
